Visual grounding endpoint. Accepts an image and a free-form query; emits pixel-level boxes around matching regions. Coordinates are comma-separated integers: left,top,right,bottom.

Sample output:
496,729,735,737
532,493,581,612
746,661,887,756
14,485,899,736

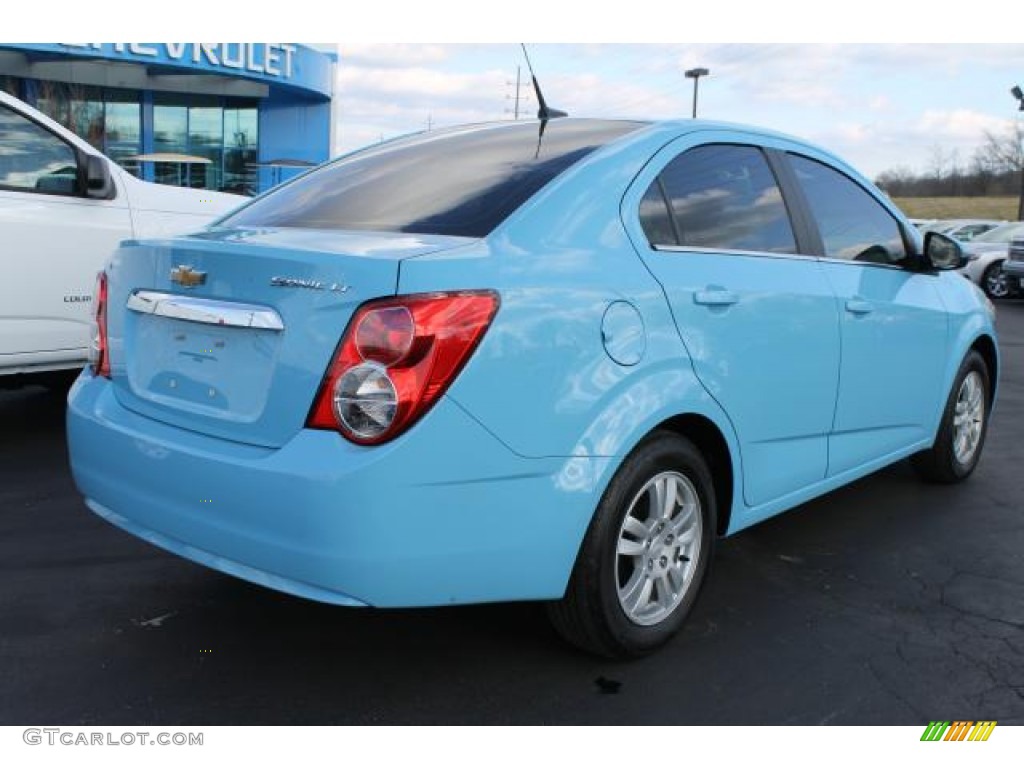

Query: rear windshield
221,119,646,238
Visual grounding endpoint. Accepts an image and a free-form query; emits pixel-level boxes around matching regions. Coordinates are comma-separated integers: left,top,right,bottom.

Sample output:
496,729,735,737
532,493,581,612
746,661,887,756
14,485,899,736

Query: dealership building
0,43,336,195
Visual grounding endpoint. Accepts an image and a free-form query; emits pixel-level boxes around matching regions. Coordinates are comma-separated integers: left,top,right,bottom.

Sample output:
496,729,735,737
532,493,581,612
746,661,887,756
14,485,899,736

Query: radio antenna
521,44,567,121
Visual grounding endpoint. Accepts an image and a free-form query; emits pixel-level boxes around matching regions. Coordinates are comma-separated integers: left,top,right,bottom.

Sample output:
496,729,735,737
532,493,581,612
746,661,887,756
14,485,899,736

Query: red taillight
88,271,110,378
307,291,499,445
355,305,414,365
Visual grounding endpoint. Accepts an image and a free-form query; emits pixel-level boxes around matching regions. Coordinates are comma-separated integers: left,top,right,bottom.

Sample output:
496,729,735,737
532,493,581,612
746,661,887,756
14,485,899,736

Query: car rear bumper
84,497,369,606
67,372,592,608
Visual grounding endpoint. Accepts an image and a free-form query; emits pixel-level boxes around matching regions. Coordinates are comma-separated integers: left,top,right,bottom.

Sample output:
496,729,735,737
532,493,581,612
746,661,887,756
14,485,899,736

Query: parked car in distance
958,221,1024,299
926,218,1006,242
1001,236,1024,290
67,118,998,658
0,90,243,385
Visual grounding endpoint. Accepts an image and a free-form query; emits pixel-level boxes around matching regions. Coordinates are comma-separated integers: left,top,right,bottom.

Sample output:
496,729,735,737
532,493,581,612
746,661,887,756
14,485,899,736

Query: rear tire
547,432,716,658
911,350,990,484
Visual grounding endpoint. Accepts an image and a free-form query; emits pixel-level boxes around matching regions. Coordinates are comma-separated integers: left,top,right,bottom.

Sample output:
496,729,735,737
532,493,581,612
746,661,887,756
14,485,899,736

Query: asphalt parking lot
2,303,1023,726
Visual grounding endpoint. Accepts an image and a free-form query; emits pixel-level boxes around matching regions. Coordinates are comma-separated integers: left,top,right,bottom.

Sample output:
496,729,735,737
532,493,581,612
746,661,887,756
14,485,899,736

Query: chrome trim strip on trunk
126,290,285,331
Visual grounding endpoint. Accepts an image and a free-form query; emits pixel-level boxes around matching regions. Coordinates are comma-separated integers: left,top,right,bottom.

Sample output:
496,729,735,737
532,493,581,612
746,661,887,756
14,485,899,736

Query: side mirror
923,231,966,271
82,154,114,199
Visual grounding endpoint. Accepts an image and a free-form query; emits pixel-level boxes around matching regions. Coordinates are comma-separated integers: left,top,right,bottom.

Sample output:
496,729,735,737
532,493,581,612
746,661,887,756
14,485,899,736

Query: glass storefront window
188,106,223,190
152,97,258,193
153,104,189,185
33,83,142,177
224,107,258,195
104,95,141,172
35,80,71,127
72,95,104,151
25,83,257,194
0,76,20,98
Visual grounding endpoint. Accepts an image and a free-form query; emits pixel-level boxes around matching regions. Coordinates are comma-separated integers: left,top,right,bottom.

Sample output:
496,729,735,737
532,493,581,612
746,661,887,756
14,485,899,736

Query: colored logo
920,721,996,742
171,265,207,288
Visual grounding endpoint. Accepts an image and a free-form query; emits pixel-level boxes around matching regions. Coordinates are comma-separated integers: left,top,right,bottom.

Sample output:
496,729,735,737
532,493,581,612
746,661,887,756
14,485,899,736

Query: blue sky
335,44,1024,180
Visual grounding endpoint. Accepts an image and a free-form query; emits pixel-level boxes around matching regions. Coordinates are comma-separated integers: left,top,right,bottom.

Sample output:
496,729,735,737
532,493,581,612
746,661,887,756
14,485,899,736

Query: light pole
685,67,710,119
1013,85,1024,221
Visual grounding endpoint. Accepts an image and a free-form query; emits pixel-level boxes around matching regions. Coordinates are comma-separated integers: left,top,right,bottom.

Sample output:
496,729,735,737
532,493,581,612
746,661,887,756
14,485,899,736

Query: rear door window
640,144,797,254
638,181,678,246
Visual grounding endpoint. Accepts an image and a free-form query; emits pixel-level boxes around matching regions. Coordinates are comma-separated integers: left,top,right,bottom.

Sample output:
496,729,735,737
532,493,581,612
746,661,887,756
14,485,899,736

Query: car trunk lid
107,227,475,448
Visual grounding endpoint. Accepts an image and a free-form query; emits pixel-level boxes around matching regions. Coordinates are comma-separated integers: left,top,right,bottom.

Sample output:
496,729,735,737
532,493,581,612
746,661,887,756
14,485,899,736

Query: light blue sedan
67,119,998,657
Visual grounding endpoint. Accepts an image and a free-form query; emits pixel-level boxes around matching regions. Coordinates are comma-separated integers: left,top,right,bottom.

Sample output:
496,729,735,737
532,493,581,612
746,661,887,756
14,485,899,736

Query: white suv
0,90,243,383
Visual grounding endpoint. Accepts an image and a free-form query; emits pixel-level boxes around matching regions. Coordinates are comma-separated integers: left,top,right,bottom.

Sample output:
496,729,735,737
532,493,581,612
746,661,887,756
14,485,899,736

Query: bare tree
875,166,917,195
928,144,949,183
976,122,1024,175
948,148,963,196
964,153,995,196
875,123,1023,199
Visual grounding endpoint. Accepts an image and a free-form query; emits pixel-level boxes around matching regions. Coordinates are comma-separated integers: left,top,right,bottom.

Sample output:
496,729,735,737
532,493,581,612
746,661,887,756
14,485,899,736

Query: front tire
911,350,990,484
982,261,1009,300
547,432,716,658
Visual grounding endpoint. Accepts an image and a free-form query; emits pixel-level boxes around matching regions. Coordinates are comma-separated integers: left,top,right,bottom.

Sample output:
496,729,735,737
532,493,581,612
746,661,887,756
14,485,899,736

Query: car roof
401,117,863,179
386,117,833,154
430,116,890,194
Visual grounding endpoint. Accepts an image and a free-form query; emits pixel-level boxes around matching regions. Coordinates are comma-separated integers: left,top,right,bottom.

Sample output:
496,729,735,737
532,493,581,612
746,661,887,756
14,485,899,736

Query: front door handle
845,298,874,316
694,288,739,307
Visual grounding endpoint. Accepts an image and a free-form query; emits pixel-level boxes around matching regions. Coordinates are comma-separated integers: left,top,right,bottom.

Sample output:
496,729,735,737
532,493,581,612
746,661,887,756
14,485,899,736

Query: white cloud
809,110,1014,176
915,109,1009,141
339,44,449,68
678,44,849,108
339,65,506,101
334,61,516,150
868,95,891,112
835,123,872,144
547,73,680,118
851,44,1024,75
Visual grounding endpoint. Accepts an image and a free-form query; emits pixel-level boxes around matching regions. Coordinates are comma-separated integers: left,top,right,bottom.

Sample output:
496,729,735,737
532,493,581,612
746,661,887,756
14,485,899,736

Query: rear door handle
694,288,739,307
845,298,874,316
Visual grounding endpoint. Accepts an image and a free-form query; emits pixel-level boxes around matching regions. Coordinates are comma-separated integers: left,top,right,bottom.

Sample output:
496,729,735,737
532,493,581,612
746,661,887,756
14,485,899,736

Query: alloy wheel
615,471,703,627
952,370,985,465
984,263,1009,299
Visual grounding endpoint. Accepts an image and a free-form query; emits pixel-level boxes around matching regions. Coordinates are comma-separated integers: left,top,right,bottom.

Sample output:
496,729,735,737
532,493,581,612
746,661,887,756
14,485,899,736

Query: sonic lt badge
269,276,350,293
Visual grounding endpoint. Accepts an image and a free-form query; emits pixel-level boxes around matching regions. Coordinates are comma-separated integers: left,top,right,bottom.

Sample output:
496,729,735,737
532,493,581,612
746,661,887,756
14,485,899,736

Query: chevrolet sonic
67,119,998,657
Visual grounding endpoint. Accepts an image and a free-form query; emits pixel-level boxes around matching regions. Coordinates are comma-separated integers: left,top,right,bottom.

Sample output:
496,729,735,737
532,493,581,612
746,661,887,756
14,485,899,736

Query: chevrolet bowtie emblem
171,265,207,288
